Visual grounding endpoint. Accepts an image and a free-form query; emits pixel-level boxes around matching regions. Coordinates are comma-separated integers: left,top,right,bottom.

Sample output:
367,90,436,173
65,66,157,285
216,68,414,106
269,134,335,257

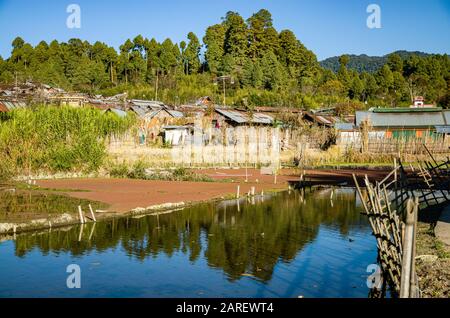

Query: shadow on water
0,188,377,297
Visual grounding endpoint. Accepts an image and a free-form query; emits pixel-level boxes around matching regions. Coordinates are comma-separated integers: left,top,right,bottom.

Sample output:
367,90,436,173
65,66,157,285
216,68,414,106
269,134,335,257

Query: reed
0,105,136,180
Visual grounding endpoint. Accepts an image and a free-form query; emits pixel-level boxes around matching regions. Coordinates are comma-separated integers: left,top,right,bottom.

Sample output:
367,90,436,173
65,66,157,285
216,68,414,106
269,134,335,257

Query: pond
0,188,377,298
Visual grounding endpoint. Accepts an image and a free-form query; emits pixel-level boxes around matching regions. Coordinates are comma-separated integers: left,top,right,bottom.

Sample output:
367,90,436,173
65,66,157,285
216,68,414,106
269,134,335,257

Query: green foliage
107,161,215,182
1,10,449,109
320,51,432,73
183,32,202,74
0,106,136,179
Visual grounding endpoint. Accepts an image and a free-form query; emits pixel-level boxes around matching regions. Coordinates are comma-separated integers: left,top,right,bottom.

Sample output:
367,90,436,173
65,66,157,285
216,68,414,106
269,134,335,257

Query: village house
213,108,274,128
47,94,88,107
162,125,194,146
128,100,185,144
335,122,359,146
409,96,436,108
355,107,450,140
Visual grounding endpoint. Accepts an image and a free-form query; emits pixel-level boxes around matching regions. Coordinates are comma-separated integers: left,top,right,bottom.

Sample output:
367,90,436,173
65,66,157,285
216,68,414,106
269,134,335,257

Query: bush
109,162,129,178
128,161,149,179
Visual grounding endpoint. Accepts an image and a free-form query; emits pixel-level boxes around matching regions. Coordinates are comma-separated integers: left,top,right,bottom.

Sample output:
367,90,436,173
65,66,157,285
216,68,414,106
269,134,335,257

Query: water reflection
6,188,373,286
0,190,107,223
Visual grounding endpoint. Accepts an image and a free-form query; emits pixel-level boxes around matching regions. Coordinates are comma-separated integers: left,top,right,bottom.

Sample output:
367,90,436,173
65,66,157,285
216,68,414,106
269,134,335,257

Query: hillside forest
1,9,449,110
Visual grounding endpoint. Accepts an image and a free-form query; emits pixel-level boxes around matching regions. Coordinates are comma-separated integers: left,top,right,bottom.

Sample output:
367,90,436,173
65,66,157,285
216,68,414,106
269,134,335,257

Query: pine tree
203,24,226,74
185,32,201,74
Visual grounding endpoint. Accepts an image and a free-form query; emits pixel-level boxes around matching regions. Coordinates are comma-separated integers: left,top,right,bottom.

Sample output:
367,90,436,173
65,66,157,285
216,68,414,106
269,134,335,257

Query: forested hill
1,9,449,109
320,51,433,73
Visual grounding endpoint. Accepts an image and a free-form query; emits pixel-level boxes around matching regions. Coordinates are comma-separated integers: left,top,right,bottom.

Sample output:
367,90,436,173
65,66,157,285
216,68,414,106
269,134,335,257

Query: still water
0,188,377,298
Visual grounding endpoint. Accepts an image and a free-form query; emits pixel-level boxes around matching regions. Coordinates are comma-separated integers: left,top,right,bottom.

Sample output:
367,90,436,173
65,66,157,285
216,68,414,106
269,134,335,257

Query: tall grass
0,105,136,179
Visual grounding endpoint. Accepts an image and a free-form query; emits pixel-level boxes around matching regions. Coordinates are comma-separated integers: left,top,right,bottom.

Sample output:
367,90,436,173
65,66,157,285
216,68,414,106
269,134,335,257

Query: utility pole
15,71,18,99
155,69,159,101
222,77,226,106
215,75,233,106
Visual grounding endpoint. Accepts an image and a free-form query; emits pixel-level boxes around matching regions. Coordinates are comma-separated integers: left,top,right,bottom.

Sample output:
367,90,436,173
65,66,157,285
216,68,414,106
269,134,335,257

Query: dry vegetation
416,221,450,298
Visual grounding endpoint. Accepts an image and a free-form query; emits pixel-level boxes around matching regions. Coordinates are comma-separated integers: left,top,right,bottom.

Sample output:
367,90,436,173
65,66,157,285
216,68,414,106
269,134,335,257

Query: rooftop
356,109,449,128
215,108,274,125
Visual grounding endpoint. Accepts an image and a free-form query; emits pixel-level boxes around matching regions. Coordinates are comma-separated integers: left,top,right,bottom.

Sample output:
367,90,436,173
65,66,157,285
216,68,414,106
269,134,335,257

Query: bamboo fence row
353,154,450,298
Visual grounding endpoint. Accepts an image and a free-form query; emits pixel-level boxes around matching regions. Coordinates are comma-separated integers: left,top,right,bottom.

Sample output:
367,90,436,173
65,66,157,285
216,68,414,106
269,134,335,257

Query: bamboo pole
89,204,97,222
400,198,418,298
78,206,85,224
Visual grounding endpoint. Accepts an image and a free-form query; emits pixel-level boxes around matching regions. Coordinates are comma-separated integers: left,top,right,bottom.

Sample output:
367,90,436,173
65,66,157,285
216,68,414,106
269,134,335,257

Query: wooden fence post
400,197,418,298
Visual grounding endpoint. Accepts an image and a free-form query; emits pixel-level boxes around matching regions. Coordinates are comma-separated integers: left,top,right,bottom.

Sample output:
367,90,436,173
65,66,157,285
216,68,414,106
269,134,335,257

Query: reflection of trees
0,191,106,223
11,189,368,282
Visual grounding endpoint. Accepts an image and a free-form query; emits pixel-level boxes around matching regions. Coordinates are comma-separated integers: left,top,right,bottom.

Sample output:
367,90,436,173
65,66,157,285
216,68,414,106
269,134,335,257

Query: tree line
0,9,449,109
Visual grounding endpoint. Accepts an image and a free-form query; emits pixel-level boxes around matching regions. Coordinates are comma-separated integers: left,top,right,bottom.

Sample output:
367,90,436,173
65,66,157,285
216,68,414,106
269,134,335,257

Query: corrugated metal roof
315,115,333,125
166,109,184,118
435,126,450,134
0,102,8,112
130,99,165,108
0,100,26,111
372,107,443,113
162,125,191,130
145,109,162,119
251,113,274,124
444,110,450,125
356,110,446,128
335,123,355,131
129,105,150,118
103,108,127,118
215,108,273,125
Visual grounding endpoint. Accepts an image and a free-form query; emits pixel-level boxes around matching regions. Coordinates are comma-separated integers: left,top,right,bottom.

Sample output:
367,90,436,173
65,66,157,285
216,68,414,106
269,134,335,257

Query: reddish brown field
36,170,292,213
36,168,391,213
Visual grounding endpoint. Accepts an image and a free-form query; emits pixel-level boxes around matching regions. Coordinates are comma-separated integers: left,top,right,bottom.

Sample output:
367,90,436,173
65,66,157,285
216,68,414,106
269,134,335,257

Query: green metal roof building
356,107,450,139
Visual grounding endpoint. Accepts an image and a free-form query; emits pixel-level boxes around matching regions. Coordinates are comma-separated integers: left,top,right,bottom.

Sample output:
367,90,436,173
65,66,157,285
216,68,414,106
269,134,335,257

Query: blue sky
0,0,449,60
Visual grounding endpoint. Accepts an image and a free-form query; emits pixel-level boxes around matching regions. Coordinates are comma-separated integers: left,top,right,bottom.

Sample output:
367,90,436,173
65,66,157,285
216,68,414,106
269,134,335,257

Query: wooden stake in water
89,204,97,222
245,166,248,183
236,185,240,199
78,206,85,224
78,223,84,242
